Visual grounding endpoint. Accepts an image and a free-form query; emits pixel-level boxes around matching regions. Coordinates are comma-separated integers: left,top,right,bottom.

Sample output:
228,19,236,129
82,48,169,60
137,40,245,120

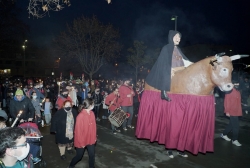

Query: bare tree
127,40,150,82
55,15,121,79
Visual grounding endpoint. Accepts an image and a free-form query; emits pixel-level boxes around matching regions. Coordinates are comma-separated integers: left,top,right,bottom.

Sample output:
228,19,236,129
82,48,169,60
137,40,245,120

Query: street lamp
22,40,28,77
171,15,178,31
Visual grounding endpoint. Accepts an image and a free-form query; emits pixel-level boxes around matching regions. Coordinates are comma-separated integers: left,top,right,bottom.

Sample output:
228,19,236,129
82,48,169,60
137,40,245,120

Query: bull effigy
135,53,248,155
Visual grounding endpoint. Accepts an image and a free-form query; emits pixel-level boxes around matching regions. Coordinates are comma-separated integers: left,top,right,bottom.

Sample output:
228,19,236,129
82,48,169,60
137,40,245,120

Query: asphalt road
37,102,250,168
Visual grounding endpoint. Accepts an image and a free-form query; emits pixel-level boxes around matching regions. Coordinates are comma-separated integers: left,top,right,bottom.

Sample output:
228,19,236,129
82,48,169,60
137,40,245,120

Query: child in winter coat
41,97,53,126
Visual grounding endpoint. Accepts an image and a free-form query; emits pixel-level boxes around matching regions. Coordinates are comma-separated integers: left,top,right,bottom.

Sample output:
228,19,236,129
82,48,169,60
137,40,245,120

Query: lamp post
171,15,178,31
115,63,118,76
229,49,232,56
58,58,60,68
22,40,28,77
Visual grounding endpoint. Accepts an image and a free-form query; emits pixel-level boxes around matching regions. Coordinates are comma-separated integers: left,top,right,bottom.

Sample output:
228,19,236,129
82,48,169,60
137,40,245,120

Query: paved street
37,103,250,168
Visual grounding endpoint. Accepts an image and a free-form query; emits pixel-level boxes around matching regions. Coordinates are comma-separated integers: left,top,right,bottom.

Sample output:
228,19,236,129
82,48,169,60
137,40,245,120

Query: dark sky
17,0,250,54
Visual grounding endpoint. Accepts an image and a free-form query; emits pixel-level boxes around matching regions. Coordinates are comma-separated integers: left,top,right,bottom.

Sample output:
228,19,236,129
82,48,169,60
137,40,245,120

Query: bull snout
219,83,234,92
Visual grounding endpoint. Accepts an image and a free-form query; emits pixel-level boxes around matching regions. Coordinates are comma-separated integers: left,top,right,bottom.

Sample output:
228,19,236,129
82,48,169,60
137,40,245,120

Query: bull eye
223,69,226,71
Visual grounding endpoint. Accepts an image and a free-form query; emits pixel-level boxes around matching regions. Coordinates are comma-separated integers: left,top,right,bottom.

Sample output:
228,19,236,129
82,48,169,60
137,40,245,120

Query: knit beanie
15,89,24,96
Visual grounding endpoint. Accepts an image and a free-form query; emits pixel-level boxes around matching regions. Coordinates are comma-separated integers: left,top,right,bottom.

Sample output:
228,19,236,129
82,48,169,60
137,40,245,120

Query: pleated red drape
135,90,215,155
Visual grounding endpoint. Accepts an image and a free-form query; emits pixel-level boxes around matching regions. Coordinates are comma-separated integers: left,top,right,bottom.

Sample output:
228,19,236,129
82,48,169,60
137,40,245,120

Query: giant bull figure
136,53,248,155
145,54,247,95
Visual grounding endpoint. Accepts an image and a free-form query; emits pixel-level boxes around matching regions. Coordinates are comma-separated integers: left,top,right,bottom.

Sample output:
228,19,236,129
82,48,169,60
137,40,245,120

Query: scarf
65,109,74,140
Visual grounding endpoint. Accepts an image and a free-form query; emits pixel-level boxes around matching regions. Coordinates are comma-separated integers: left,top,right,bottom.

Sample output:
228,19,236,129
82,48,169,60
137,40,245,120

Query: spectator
68,86,78,107
41,97,53,126
0,108,8,129
55,88,73,110
30,92,42,125
102,91,109,119
240,77,250,104
28,83,45,102
90,80,95,94
91,88,103,121
0,127,33,168
9,89,34,123
50,100,77,160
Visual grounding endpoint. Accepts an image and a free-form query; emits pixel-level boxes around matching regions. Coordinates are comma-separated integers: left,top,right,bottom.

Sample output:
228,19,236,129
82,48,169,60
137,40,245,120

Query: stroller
19,122,46,167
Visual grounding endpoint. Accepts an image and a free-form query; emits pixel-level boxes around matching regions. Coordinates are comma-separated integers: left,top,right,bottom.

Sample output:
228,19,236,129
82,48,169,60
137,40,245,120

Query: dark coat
91,92,103,105
50,108,77,144
145,30,189,91
9,96,35,120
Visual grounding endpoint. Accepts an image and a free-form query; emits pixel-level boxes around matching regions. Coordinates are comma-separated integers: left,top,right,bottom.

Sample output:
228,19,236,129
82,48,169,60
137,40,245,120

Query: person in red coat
118,79,135,131
68,98,96,168
105,87,121,134
221,85,242,146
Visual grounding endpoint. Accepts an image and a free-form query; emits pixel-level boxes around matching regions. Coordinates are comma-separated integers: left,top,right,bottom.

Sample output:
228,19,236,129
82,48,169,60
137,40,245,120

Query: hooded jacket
145,30,189,91
9,96,35,120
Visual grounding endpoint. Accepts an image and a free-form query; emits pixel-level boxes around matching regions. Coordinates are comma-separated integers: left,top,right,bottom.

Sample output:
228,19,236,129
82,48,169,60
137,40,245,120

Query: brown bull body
145,55,234,95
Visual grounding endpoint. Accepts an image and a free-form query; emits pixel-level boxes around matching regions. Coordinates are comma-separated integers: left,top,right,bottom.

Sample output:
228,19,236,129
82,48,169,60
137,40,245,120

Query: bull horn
239,54,249,58
230,54,249,61
215,52,225,58
215,52,225,62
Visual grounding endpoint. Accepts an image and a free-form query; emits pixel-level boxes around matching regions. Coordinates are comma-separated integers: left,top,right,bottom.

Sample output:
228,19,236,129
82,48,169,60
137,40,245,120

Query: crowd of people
0,76,145,168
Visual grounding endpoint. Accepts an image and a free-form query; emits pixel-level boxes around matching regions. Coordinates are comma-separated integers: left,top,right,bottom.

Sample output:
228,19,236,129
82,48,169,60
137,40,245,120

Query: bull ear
215,52,225,62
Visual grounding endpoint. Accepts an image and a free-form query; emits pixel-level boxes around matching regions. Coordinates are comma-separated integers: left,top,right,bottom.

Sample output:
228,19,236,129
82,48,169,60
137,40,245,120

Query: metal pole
175,16,178,31
23,40,27,77
23,47,26,77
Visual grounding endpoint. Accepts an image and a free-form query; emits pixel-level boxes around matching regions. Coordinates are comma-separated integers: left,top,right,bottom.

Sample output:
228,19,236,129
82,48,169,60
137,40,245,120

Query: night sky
17,0,250,56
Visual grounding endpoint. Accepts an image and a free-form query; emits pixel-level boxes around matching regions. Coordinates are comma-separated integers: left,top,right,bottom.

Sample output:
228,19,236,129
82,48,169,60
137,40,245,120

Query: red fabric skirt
135,90,215,155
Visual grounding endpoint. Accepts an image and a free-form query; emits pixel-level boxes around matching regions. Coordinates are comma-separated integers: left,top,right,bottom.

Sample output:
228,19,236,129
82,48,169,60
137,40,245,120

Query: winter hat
0,109,8,120
15,89,24,96
60,87,68,93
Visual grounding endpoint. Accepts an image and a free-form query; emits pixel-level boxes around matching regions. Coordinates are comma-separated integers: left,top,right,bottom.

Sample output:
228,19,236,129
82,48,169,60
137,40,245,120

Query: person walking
119,79,135,131
9,89,34,124
50,100,77,160
41,97,53,126
221,85,243,146
105,88,121,134
68,98,96,168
